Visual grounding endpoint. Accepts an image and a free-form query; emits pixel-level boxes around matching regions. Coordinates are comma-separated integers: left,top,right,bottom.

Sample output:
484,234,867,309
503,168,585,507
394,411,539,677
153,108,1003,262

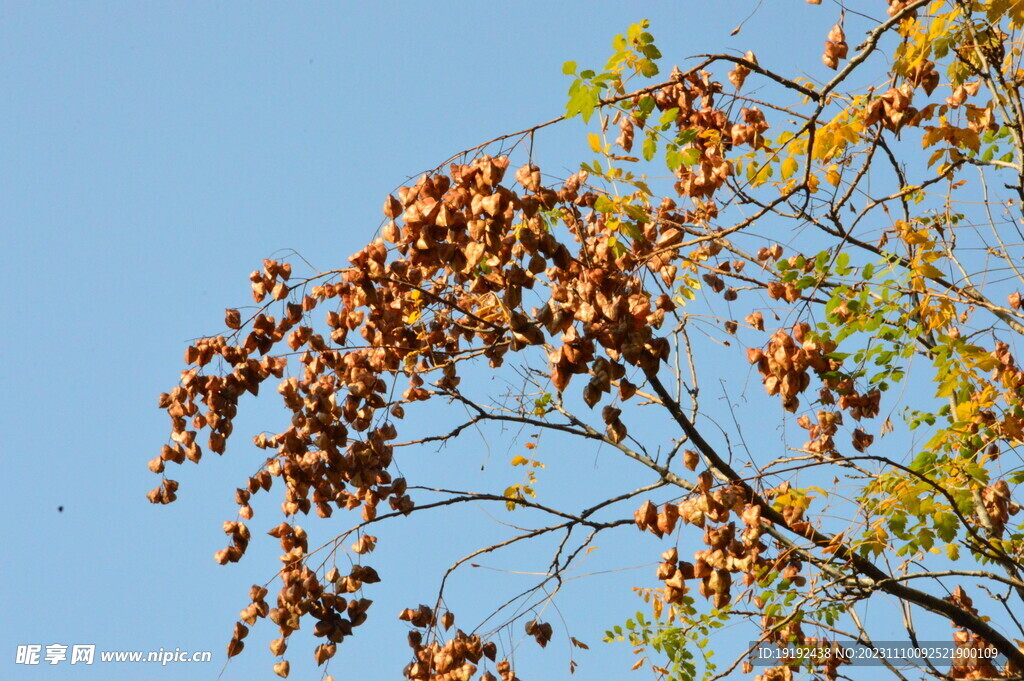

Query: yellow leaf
955,400,977,422
825,165,840,186
954,128,980,153
588,133,603,153
822,531,846,555
969,354,998,372
812,128,831,160
510,455,529,466
903,229,931,246
921,126,946,149
781,157,798,180
915,262,945,279
794,495,814,510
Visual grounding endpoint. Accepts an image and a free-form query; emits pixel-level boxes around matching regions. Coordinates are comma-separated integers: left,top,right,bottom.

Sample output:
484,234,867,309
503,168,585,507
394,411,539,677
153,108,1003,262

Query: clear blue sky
0,3,876,680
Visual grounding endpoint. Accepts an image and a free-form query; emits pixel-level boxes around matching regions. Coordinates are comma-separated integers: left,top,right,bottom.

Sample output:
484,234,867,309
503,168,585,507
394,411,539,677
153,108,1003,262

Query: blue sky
0,3,898,680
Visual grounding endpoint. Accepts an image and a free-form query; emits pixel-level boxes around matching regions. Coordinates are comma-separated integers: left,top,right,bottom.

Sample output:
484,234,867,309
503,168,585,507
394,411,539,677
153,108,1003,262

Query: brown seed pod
269,637,288,656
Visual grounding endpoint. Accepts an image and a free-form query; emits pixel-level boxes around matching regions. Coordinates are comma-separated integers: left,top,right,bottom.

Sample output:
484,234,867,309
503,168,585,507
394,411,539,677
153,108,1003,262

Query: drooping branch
642,369,1024,670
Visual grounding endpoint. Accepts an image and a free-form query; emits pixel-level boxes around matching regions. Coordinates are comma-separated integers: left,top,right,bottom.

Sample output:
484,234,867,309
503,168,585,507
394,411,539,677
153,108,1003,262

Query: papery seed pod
224,308,242,329
657,503,680,535
314,643,337,665
238,605,258,625
619,379,637,400
728,62,750,90
634,500,658,531
270,637,288,656
226,638,244,658
606,418,627,444
683,449,700,471
383,195,402,219
615,117,635,152
351,534,376,554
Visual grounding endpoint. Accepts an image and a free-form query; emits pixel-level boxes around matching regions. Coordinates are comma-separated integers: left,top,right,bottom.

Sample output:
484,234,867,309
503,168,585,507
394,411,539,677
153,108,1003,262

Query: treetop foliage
155,3,1024,680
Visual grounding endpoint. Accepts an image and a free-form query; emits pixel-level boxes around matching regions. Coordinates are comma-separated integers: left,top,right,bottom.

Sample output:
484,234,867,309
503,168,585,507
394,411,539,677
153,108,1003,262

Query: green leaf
593,196,615,213
631,179,653,196
639,60,659,77
835,252,850,275
935,513,959,543
580,89,600,123
624,204,650,222
909,450,937,471
605,49,628,71
642,136,657,161
566,87,588,119
680,148,700,165
659,107,680,125
678,128,698,144
665,149,681,171
562,60,577,75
